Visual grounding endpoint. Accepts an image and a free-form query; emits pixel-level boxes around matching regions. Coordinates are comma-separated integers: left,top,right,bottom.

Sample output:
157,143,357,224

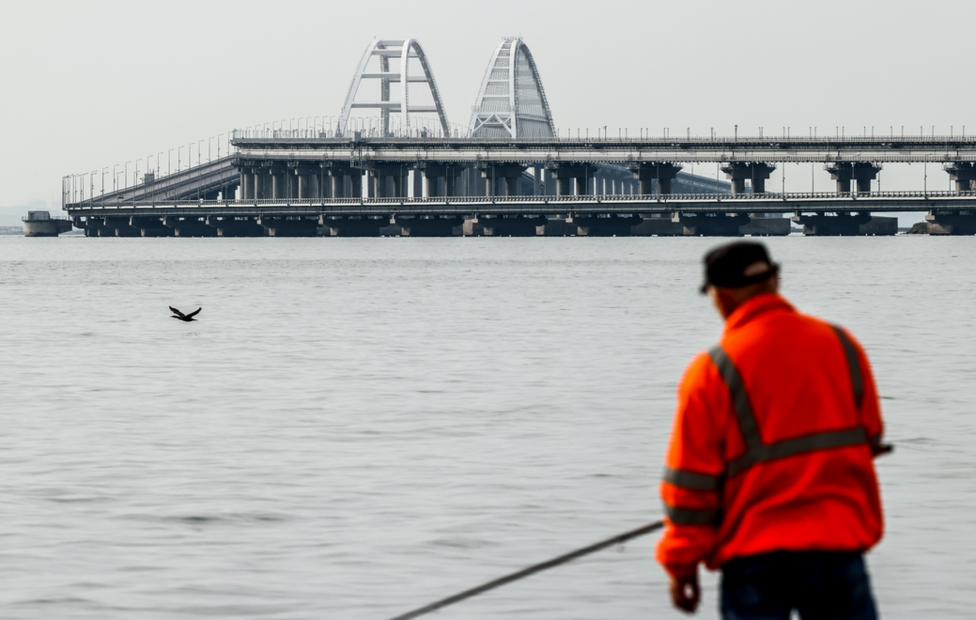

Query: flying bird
170,306,202,322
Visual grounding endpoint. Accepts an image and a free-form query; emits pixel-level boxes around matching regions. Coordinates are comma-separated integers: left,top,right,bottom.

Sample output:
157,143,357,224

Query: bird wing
185,307,202,319
169,306,186,318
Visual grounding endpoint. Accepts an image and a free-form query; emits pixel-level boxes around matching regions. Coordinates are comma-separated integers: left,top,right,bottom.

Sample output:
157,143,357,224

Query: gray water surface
1,236,974,619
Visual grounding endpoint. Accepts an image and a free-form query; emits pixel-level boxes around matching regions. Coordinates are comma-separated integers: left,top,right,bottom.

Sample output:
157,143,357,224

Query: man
657,241,889,619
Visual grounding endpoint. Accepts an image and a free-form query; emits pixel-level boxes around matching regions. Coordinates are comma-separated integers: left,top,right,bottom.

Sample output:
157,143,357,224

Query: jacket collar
723,293,795,334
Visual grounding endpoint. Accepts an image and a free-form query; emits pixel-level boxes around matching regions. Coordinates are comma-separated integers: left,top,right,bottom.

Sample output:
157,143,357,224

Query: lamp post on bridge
218,134,223,159
198,140,203,166
113,164,118,192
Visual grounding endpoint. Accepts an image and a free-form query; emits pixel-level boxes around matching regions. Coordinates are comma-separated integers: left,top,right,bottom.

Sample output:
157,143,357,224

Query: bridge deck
66,191,976,218
231,134,976,164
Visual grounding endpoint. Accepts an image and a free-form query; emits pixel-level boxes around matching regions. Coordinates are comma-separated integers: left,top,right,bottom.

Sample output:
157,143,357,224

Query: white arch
469,37,555,138
338,39,450,137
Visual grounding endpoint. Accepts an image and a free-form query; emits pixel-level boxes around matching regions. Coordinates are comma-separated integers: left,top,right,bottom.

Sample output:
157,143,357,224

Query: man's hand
669,572,700,613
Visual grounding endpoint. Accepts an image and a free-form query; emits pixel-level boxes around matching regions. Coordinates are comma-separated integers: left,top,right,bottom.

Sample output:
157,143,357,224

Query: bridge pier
673,213,752,236
104,216,140,237
792,212,872,236
943,163,976,192
548,164,597,196
254,169,267,199
271,167,287,199
395,215,462,237
421,164,446,197
466,215,547,236
242,170,255,200
571,214,641,236
296,167,312,199
631,215,685,236
163,216,218,237
256,216,319,237
826,162,881,193
925,210,976,235
630,162,682,195
482,164,527,196
320,215,386,237
721,162,775,195
372,164,409,198
206,216,265,237
130,216,172,237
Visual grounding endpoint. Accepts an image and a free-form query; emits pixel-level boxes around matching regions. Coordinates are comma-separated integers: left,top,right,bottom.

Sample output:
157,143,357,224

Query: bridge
63,36,976,237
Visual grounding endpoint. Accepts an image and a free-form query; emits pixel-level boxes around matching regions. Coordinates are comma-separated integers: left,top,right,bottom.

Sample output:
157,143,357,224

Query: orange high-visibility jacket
657,293,885,577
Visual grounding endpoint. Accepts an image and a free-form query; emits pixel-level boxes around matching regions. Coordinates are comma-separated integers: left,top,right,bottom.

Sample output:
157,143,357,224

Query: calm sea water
1,235,974,619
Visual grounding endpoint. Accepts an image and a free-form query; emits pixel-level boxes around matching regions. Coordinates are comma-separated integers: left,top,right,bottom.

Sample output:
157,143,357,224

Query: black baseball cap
700,241,779,294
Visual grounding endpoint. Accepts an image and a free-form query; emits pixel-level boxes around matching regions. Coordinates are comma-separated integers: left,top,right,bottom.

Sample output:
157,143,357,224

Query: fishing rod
386,520,664,620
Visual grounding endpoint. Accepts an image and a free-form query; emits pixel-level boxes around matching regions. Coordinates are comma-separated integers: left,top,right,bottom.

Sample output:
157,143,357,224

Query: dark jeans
721,551,877,620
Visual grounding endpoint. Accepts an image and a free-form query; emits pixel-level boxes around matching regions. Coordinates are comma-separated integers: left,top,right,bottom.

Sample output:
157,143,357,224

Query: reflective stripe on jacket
656,293,884,577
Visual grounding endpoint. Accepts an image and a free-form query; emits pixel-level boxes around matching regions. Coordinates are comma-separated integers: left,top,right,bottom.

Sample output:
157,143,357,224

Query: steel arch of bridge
469,37,556,139
338,39,450,138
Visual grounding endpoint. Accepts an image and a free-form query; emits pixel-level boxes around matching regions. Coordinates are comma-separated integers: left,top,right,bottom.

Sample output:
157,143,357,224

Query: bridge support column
130,216,172,237
394,215,463,237
242,170,255,199
482,164,527,197
570,215,641,236
944,163,976,192
548,164,597,197
320,215,386,237
925,210,976,235
163,216,218,237
256,216,319,237
792,212,873,236
205,216,265,237
296,169,311,199
673,213,753,236
271,168,287,199
467,215,547,237
825,163,882,194
630,162,682,195
372,164,408,198
721,162,776,195
309,169,320,199
422,164,447,197
103,216,140,237
412,168,424,198
253,170,266,199
328,171,344,198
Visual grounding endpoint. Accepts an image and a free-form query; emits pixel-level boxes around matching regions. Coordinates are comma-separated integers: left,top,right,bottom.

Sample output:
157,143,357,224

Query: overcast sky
2,0,975,212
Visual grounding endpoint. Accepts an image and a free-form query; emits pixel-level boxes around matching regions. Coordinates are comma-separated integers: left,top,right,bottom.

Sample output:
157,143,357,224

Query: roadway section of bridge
64,191,976,238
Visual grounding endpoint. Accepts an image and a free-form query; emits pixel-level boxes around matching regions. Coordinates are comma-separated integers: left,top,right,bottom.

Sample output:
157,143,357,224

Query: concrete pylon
547,163,597,196
943,163,976,192
926,209,976,234
720,162,776,195
630,162,682,195
481,164,527,197
792,212,872,236
825,162,882,194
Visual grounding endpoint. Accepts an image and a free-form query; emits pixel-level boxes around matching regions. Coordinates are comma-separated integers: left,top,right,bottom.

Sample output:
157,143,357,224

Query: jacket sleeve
656,352,730,578
846,329,886,453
